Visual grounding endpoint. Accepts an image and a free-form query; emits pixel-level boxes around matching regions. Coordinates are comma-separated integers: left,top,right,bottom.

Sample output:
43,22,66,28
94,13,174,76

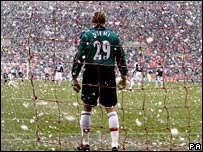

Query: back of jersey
56,64,63,72
80,27,120,65
135,62,142,72
157,68,163,76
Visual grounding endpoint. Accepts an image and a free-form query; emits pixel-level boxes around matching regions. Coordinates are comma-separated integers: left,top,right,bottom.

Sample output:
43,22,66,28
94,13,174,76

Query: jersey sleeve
115,35,128,76
71,32,86,78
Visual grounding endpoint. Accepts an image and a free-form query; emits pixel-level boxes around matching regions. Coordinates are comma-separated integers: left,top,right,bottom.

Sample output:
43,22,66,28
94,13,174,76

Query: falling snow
21,125,28,130
171,128,179,136
1,1,202,151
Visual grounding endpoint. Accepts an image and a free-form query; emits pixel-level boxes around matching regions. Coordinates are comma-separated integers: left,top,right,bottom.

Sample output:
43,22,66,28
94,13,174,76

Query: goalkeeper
71,11,128,151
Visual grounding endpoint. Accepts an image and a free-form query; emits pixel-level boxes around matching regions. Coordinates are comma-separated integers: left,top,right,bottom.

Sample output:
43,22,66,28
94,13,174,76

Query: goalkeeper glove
71,78,81,93
118,75,127,90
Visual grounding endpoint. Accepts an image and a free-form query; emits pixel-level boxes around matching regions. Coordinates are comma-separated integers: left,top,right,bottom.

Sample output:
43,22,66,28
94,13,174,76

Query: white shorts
55,72,63,80
132,71,142,82
156,76,163,82
8,73,15,80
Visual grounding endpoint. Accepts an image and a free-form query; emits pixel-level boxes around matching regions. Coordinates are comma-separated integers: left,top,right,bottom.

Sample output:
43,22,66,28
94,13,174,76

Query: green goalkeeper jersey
72,26,128,78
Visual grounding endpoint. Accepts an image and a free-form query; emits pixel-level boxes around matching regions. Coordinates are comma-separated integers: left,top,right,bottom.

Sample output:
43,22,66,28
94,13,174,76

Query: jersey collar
93,26,106,30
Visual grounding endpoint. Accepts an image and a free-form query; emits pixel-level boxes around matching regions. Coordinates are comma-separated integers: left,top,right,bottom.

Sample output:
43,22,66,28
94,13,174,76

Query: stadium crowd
1,1,202,82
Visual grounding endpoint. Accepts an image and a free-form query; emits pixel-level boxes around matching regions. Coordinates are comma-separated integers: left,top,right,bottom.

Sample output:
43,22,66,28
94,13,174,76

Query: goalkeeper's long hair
92,11,106,27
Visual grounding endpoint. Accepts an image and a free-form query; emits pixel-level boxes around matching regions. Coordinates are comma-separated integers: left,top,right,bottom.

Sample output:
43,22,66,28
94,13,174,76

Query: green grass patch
1,80,202,151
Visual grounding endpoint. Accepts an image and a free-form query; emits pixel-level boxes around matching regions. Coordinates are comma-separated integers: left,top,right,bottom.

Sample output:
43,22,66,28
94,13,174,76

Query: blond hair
92,11,106,26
